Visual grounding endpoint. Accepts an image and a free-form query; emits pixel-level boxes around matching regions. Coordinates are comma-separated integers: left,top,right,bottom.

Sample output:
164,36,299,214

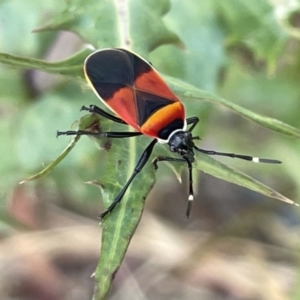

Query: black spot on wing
85,49,134,100
135,90,174,126
92,83,124,101
116,49,152,80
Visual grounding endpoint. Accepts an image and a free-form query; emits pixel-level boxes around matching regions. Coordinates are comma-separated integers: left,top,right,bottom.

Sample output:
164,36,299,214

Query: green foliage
14,0,179,58
1,0,300,298
0,49,92,77
213,0,287,71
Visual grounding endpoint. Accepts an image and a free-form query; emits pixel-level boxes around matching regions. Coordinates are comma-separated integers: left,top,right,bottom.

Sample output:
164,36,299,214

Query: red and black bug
57,48,281,219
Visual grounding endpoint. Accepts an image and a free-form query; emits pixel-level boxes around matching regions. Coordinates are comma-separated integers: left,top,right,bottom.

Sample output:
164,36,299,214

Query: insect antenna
193,146,281,164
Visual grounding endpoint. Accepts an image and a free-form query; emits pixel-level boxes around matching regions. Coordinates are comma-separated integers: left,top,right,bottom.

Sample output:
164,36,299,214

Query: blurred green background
0,0,300,299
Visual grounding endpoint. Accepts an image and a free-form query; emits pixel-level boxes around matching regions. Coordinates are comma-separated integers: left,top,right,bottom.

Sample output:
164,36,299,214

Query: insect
57,48,281,219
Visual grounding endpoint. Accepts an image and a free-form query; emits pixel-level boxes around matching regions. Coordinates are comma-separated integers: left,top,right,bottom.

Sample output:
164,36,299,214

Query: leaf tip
85,180,104,188
279,197,299,206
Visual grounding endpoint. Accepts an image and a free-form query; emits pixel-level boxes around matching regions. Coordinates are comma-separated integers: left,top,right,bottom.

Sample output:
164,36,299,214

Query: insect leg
99,138,158,219
81,105,127,125
186,116,199,132
152,156,186,170
152,156,194,218
57,104,136,137
57,130,142,138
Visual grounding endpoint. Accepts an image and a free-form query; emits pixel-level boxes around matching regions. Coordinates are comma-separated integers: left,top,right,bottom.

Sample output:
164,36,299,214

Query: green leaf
0,49,91,77
93,134,155,299
20,113,101,183
166,75,300,139
194,152,297,206
160,0,226,90
214,0,287,71
34,0,180,57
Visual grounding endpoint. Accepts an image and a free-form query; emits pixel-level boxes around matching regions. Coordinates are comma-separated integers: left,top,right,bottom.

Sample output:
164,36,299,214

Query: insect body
58,48,281,219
